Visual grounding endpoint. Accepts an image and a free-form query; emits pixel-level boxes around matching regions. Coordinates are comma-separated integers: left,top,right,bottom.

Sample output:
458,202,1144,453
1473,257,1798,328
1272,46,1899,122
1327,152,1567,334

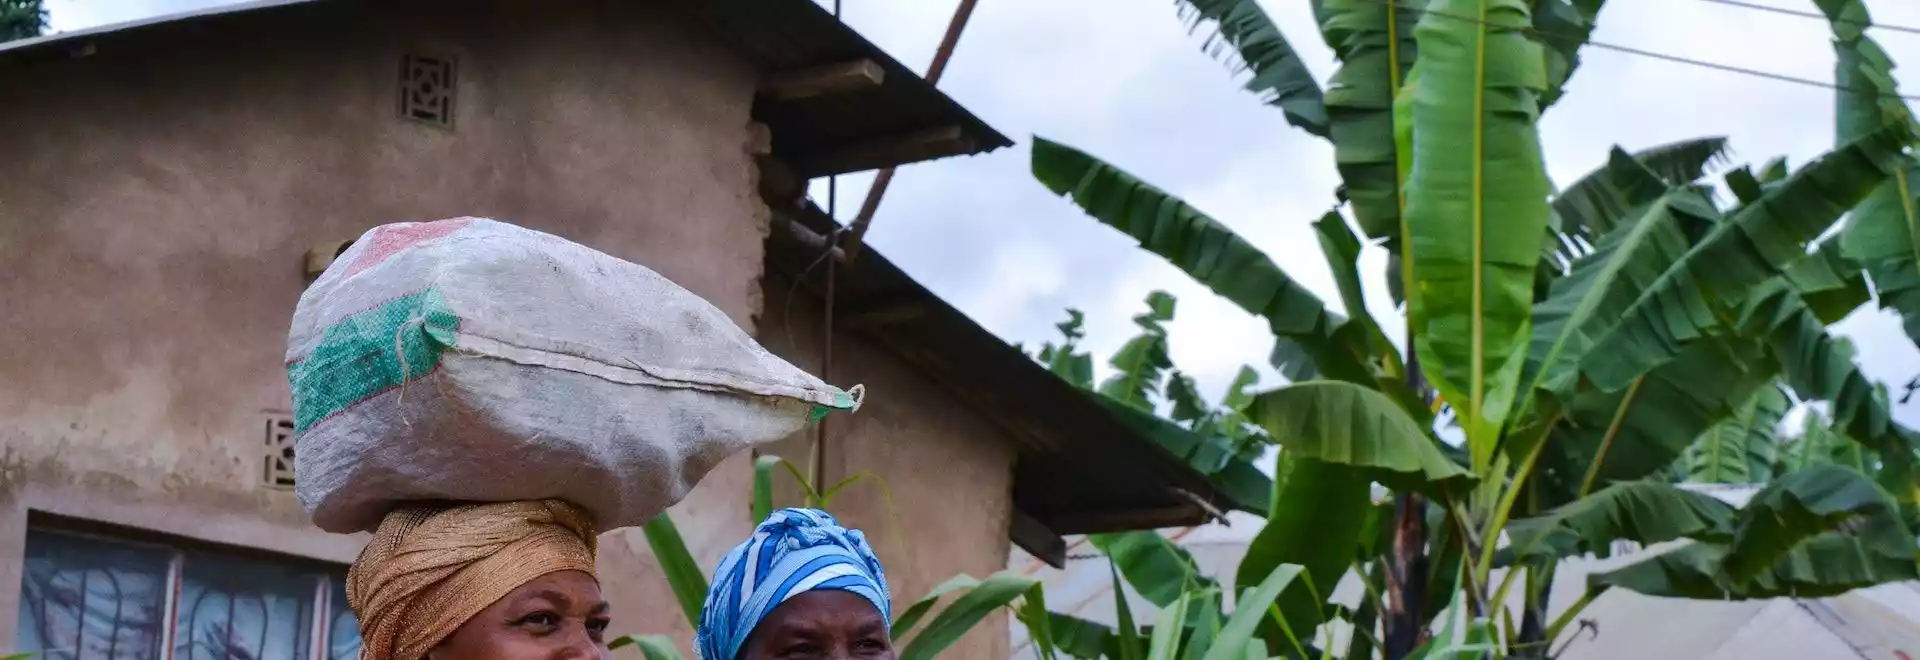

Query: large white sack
286,217,858,533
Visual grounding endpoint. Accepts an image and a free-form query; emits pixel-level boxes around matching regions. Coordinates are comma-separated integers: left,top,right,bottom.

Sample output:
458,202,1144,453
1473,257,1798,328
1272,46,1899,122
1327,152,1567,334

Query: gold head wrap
346,499,599,660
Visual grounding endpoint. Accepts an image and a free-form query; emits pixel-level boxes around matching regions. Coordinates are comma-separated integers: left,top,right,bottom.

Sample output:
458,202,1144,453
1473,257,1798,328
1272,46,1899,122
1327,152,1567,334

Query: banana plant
1032,0,1920,656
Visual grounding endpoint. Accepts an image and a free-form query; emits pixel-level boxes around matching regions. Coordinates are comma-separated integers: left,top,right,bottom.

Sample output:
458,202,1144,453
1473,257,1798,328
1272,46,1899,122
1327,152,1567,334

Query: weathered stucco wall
0,0,765,650
760,276,1019,659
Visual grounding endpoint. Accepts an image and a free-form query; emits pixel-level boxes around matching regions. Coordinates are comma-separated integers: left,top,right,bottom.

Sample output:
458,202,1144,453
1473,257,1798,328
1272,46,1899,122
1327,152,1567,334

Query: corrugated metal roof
677,0,1011,175
0,0,1011,176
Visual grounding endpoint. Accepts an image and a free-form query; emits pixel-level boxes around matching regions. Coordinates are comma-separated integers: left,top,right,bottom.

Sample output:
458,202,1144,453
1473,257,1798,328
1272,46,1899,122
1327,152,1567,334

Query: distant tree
0,0,45,42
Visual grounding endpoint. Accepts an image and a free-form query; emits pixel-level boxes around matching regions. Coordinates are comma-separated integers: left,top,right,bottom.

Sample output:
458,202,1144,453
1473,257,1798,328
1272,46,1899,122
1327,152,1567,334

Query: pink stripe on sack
341,217,476,278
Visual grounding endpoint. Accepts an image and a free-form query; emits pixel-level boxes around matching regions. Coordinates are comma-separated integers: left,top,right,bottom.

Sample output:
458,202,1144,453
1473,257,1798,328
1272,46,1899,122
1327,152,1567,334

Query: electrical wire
1695,0,1920,37
1581,38,1920,101
1362,0,1920,102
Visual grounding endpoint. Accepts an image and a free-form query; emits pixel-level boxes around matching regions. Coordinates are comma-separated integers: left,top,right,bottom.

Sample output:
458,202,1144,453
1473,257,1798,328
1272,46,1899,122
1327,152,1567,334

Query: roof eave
762,202,1238,566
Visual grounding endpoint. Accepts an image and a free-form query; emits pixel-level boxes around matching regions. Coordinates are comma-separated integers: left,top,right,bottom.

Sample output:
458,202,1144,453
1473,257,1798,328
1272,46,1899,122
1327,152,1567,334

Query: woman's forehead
763,590,886,629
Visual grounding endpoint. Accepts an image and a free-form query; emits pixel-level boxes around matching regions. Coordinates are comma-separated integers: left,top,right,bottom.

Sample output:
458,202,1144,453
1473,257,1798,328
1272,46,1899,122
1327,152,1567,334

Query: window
15,527,361,660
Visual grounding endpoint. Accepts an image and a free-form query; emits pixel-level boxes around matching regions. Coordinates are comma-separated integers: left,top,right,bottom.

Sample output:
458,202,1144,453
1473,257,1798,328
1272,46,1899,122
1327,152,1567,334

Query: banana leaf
1239,381,1472,648
1580,124,1911,392
1148,592,1192,660
1182,589,1224,660
609,635,684,660
1533,335,1777,507
1592,466,1920,599
1781,240,1872,324
1725,166,1764,205
1250,382,1474,494
1785,413,1840,472
1031,137,1369,384
1315,0,1420,243
1547,139,1727,267
1402,0,1552,464
1046,611,1124,660
898,571,1042,660
892,574,983,641
1205,563,1306,660
1178,0,1328,137
1591,533,1920,599
752,454,779,524
1168,371,1211,425
1523,188,1719,415
1499,480,1736,566
1037,309,1098,388
1736,282,1905,457
1315,211,1397,365
1532,0,1604,110
1100,291,1177,411
1089,530,1217,609
641,511,709,627
1823,0,1920,348
1721,464,1908,581
1681,386,1790,484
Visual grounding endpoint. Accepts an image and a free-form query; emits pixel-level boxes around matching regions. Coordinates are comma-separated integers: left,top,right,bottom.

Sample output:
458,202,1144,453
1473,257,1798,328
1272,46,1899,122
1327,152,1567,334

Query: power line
1361,0,1920,102
1582,38,1920,101
1695,0,1920,37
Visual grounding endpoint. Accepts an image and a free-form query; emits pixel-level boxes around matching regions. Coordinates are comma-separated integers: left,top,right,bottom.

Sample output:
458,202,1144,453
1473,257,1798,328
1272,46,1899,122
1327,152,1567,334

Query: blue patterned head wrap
696,508,890,660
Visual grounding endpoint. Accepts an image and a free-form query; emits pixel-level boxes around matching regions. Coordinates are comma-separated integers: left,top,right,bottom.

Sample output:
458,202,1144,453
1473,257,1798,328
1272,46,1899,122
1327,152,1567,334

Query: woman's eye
586,617,610,633
516,612,561,631
854,638,888,654
781,644,821,659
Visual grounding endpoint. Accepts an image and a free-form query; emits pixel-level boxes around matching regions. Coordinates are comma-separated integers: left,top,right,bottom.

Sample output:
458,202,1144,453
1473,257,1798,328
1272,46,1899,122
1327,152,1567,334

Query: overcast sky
46,0,1920,430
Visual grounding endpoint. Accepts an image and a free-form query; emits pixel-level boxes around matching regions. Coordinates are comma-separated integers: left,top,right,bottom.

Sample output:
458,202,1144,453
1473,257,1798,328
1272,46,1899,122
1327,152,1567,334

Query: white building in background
1010,484,1920,659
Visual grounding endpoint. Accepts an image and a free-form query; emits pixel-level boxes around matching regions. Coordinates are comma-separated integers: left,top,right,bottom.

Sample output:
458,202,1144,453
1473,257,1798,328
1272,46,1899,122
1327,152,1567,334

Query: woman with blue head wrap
698,508,893,660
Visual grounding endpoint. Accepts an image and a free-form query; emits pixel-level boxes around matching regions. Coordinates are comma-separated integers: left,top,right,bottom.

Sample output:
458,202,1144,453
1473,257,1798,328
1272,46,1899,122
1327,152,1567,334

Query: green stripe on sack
288,288,460,433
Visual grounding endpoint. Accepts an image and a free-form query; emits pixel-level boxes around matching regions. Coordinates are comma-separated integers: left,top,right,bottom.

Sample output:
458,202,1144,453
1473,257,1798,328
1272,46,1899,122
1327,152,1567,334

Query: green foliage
1100,291,1178,410
1680,385,1791,484
1177,0,1327,137
899,573,1046,660
1500,481,1736,565
0,0,44,42
1089,530,1216,608
1024,0,1920,654
1591,465,1919,599
608,635,683,660
1029,295,1277,505
639,513,708,628
1401,0,1553,467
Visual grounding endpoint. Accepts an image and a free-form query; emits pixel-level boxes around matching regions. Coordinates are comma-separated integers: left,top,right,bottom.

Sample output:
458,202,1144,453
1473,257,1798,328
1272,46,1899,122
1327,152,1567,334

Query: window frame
17,513,355,660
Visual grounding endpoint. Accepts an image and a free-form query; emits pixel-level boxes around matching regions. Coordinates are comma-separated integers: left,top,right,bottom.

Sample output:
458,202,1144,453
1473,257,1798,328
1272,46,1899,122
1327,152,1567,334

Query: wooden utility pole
838,0,981,266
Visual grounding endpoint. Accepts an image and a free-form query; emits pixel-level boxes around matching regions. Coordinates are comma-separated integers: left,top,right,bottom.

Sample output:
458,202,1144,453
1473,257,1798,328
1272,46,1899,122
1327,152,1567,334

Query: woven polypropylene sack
286,218,859,533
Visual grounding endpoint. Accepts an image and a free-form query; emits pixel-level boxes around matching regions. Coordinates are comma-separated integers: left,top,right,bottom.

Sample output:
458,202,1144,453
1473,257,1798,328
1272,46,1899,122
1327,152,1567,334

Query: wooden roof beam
1041,505,1210,536
787,126,973,177
759,59,885,102
1010,511,1067,569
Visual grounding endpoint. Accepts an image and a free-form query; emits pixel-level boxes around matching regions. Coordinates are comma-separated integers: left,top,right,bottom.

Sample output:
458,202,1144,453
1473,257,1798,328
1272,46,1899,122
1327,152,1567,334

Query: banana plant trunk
1384,344,1433,660
1514,559,1555,659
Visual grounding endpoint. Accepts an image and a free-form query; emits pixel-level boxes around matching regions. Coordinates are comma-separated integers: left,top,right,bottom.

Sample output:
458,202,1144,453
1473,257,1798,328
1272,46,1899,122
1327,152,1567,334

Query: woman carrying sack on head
290,220,862,660
342,499,609,660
